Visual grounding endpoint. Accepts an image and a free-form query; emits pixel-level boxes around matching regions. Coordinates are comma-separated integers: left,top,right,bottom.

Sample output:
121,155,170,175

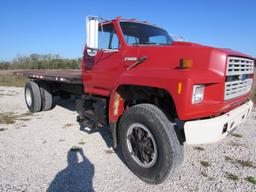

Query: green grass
225,172,239,181
78,140,86,145
224,156,255,168
0,74,27,87
237,160,255,168
246,176,256,184
200,161,210,167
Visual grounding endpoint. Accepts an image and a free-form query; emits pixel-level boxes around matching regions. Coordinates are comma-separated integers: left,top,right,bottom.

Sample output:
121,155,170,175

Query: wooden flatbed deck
12,69,82,84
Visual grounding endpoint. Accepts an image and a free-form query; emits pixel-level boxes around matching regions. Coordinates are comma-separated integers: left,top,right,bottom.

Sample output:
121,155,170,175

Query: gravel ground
0,86,256,192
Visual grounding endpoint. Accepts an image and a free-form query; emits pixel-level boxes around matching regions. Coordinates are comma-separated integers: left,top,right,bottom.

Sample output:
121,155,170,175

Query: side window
124,35,139,45
149,35,167,44
98,24,120,49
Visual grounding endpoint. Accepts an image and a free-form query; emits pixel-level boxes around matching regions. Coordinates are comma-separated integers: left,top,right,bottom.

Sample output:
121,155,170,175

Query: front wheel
119,104,183,184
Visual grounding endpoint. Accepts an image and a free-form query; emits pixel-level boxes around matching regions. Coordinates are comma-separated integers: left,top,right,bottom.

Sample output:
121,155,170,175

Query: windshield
120,22,173,46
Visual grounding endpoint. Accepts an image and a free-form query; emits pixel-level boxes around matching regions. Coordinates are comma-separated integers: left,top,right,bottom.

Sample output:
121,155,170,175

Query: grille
225,57,254,100
226,56,254,76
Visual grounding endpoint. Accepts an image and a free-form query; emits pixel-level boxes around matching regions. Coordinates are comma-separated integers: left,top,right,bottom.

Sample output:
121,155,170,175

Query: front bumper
184,100,253,145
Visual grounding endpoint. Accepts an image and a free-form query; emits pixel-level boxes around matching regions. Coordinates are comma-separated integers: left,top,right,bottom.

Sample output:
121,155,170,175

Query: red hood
172,41,254,59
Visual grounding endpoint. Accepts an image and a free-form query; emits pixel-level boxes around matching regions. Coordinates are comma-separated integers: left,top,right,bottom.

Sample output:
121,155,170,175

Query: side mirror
86,16,99,56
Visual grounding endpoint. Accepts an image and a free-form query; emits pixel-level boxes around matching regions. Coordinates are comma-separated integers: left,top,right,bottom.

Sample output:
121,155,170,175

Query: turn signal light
180,58,193,69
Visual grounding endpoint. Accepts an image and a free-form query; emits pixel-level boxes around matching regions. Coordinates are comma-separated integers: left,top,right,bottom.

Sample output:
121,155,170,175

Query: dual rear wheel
25,81,53,112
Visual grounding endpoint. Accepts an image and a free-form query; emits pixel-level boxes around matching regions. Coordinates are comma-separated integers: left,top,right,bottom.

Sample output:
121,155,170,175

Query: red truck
14,16,254,184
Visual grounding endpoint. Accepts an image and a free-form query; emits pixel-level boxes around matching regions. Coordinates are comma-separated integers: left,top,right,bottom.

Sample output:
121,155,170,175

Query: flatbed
12,69,82,84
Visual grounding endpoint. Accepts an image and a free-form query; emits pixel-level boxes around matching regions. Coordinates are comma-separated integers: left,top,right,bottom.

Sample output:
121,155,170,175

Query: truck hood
171,41,253,58
134,42,254,81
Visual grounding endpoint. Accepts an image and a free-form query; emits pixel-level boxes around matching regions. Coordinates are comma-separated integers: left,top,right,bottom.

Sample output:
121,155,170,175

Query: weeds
0,112,33,125
194,146,205,151
230,141,247,147
0,74,27,87
200,171,215,181
0,113,16,124
200,161,210,167
231,133,243,138
224,156,255,168
225,172,239,181
63,123,73,128
0,128,6,132
246,176,256,184
237,160,255,168
78,140,86,145
105,149,114,154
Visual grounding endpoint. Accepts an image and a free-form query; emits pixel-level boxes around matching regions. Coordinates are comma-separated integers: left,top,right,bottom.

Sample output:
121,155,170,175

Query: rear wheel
38,81,53,111
119,104,183,184
25,81,42,112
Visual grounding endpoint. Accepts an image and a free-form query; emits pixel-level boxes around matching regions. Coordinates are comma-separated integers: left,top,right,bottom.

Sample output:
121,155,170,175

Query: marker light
177,82,182,94
180,58,193,69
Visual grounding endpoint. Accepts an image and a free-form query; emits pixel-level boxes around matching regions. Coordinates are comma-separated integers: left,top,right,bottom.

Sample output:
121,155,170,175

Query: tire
38,81,53,111
24,81,42,112
119,104,183,184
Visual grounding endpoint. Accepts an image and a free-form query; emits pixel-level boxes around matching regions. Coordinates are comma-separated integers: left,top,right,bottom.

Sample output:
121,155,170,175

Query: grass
200,171,215,181
0,112,33,125
105,149,114,154
200,160,210,167
225,172,239,181
193,146,205,151
237,160,255,168
63,123,73,128
0,74,27,87
0,112,16,124
224,156,255,168
246,176,256,184
224,156,233,161
231,133,243,138
230,141,247,147
78,140,86,145
0,128,6,132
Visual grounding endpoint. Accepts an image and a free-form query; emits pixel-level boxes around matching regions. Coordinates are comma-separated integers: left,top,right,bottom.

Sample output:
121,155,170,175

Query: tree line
0,54,81,70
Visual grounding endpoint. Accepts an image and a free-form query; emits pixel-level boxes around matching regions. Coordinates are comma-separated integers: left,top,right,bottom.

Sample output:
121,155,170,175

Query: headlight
192,85,205,104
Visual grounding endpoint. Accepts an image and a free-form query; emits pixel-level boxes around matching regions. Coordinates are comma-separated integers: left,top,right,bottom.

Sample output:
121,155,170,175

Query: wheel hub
126,123,157,168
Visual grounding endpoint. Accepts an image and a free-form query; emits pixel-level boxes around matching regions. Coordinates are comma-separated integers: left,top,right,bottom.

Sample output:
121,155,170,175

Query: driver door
84,23,123,96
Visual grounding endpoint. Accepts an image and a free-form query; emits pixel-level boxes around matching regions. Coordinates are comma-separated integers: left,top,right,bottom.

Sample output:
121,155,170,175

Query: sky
0,0,255,61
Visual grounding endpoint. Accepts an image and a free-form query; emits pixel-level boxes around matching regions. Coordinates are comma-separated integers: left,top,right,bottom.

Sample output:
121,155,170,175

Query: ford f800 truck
14,16,255,184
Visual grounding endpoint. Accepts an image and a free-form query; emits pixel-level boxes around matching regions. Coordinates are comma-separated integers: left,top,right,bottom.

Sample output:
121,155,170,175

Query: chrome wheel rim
25,88,32,107
126,123,158,168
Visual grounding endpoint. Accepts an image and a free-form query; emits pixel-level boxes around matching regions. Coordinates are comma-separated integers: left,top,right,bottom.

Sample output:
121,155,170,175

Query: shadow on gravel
55,97,127,170
47,148,95,192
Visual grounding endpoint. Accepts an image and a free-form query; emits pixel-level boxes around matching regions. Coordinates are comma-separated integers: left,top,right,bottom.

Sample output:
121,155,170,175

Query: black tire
119,104,183,184
24,81,42,112
38,81,53,111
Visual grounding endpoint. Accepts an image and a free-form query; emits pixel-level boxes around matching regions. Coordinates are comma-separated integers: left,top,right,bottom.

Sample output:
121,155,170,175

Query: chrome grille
225,56,254,100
